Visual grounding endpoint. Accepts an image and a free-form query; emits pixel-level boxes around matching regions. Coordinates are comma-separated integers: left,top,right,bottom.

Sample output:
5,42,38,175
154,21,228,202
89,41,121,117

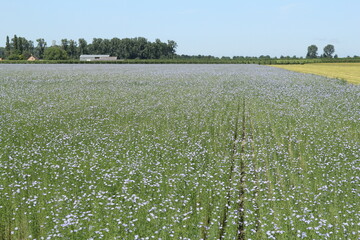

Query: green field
0,64,359,239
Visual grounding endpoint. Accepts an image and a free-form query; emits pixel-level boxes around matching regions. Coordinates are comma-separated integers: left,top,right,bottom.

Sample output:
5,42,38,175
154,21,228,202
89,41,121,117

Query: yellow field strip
271,63,360,84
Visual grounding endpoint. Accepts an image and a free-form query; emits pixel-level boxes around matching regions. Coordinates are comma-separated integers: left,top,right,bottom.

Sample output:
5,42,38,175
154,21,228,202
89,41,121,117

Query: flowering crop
0,64,359,239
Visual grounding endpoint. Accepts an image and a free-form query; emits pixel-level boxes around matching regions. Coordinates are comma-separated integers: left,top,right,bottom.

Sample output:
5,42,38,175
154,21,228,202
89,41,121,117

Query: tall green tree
12,35,19,52
0,47,5,58
78,38,88,55
90,38,103,54
44,46,68,60
36,38,47,59
9,35,22,59
27,40,35,53
133,37,149,59
110,37,121,57
120,38,134,59
18,37,34,59
61,39,69,52
100,39,111,55
167,40,177,58
68,40,78,59
18,37,23,54
5,36,11,57
153,39,168,59
61,38,77,59
323,44,335,58
306,45,318,58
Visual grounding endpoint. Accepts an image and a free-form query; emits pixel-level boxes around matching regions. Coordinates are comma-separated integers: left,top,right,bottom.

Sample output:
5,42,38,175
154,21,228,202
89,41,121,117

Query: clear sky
1,0,359,57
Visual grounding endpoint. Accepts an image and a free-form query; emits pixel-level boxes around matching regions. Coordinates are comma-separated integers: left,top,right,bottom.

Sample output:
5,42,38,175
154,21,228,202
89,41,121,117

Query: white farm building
80,55,117,61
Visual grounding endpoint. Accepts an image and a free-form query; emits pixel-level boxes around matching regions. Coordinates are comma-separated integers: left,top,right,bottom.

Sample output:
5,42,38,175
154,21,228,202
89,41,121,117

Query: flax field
0,64,359,239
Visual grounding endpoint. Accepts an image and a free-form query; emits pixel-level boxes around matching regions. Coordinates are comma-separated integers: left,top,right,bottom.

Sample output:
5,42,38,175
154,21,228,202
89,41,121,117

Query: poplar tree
5,36,11,57
13,35,19,51
36,38,47,59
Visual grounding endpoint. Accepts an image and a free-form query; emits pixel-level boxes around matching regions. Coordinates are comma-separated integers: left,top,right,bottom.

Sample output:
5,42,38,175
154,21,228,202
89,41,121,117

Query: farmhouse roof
27,55,38,61
80,55,110,58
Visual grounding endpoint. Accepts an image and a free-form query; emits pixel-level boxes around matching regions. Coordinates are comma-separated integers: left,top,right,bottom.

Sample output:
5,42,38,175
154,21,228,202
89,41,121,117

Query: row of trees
306,44,336,58
2,36,47,60
1,35,178,60
178,44,338,60
0,36,352,61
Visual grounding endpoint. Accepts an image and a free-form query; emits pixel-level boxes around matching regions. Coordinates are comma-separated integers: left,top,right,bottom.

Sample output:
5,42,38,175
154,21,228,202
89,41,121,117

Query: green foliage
61,39,69,52
4,36,178,60
5,36,11,57
78,38,88,55
323,44,335,58
7,54,21,60
8,50,25,60
12,35,19,51
22,51,32,60
0,47,5,58
44,46,68,60
60,39,78,59
85,37,178,59
306,44,318,58
68,40,78,59
36,38,47,59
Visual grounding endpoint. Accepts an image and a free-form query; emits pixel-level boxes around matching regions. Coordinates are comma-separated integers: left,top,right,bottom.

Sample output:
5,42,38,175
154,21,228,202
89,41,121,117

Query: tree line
1,35,358,62
0,35,177,60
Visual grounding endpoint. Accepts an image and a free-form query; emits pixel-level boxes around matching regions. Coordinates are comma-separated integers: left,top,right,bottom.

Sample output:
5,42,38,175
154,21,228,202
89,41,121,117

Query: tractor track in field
219,100,247,240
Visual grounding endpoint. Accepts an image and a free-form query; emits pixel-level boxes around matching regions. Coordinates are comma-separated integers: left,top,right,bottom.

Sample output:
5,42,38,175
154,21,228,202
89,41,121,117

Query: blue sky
1,0,359,57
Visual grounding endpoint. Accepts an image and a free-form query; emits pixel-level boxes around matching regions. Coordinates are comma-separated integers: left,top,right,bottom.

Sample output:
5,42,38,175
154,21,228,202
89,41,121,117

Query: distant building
80,55,117,61
27,55,37,61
